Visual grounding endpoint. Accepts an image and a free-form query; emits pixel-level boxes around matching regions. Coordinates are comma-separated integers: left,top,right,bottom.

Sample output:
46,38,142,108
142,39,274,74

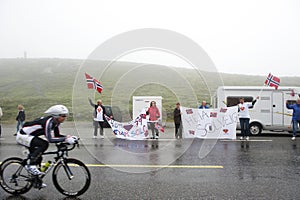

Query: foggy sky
0,0,299,76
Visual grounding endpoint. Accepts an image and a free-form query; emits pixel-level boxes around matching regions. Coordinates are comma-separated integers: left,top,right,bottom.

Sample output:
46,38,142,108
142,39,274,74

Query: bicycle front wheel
52,158,91,197
0,157,33,195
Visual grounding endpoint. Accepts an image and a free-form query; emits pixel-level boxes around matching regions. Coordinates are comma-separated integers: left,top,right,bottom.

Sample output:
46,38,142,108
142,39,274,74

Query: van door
272,92,284,125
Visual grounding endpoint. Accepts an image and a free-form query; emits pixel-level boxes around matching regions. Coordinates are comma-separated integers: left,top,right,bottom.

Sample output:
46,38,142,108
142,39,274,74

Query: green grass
0,58,299,123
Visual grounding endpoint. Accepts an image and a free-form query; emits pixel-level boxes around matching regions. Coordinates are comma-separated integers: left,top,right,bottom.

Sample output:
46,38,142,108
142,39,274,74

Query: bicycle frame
17,142,78,182
38,142,78,179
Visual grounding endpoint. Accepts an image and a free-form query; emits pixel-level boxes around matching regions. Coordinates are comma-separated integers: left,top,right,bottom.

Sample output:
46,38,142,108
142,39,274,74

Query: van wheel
249,123,262,135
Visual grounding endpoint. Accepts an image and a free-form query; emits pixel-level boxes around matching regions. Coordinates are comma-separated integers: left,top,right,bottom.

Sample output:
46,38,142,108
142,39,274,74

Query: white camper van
213,86,300,135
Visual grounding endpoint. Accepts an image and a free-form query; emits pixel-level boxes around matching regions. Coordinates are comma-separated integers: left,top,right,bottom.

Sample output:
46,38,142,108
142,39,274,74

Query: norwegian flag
265,73,280,90
189,130,195,135
219,108,228,113
85,73,103,93
85,73,94,89
210,112,217,118
186,109,193,114
155,123,165,133
290,89,295,97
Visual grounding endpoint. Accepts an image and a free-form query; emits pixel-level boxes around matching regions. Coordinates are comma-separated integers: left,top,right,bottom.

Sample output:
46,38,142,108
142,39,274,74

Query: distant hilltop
0,58,299,123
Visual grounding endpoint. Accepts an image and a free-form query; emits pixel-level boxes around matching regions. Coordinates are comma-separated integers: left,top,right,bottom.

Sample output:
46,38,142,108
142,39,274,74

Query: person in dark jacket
198,101,209,109
173,102,182,139
286,98,300,140
15,105,26,135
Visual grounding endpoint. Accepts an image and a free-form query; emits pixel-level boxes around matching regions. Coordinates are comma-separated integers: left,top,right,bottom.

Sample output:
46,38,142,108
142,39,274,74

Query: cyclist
16,105,77,177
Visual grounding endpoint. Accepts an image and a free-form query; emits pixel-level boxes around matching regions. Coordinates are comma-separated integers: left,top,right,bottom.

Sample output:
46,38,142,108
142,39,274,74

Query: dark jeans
16,120,24,133
240,118,250,137
292,120,300,137
175,123,182,138
28,137,49,165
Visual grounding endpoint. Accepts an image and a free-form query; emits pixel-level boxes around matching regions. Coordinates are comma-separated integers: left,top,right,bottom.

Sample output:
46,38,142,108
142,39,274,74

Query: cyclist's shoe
40,183,47,189
33,181,47,189
25,165,44,176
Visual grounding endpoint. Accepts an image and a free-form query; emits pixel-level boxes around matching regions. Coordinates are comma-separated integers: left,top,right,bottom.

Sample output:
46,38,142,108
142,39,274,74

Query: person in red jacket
147,101,160,139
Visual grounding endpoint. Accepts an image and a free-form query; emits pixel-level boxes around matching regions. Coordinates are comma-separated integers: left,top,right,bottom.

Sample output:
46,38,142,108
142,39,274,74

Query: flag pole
257,84,265,98
258,73,269,98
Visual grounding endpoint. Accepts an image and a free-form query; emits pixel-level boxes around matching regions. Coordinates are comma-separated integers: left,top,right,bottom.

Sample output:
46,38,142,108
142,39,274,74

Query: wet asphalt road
0,124,300,200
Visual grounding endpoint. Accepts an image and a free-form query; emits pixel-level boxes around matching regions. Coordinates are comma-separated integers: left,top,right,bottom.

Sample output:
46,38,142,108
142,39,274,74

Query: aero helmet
44,105,69,116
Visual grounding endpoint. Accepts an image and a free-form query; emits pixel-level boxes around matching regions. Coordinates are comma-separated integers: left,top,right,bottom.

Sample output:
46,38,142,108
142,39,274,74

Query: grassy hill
0,58,299,123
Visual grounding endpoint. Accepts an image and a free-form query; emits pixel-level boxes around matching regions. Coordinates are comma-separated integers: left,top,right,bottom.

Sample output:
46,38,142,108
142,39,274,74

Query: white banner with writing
181,106,238,139
105,113,149,140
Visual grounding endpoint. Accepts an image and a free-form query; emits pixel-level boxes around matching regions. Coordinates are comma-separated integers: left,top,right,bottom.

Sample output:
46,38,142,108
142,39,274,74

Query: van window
287,100,296,105
226,96,253,107
105,106,112,116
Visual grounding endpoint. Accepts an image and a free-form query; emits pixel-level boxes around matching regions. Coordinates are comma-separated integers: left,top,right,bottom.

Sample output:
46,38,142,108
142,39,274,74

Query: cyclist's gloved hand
71,136,78,142
65,135,78,144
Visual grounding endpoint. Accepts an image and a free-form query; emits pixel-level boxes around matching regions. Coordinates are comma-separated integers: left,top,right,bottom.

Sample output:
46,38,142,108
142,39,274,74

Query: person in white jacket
88,98,107,139
238,97,259,140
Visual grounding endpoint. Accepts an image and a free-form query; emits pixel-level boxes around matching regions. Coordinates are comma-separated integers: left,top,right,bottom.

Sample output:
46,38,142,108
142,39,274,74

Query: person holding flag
286,98,300,141
88,98,107,139
237,96,259,140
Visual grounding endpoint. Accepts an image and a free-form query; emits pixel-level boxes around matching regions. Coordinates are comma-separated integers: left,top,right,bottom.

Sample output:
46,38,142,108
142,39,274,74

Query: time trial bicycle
0,140,91,197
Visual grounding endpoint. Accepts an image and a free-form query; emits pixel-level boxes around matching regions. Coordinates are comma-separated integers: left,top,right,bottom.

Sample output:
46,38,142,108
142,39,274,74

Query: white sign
105,113,149,140
181,106,238,139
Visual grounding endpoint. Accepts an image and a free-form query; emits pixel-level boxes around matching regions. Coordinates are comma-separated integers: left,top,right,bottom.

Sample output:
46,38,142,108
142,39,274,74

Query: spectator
286,98,300,140
0,106,2,138
199,101,209,109
88,98,107,139
147,101,160,139
15,105,26,136
238,97,258,140
173,102,182,139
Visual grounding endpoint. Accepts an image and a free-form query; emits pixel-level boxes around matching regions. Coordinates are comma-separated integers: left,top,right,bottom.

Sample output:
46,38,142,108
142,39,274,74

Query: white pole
257,84,266,98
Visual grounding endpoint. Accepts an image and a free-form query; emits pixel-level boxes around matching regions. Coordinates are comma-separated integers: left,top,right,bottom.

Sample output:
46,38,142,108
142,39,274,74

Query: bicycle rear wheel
52,158,91,197
0,157,33,195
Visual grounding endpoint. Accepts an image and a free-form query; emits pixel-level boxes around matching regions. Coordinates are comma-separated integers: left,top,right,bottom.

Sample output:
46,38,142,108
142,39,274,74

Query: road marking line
0,162,223,169
84,164,224,169
220,140,272,142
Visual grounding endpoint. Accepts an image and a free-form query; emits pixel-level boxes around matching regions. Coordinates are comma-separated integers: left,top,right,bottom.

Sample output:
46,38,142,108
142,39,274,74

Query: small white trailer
212,86,300,135
132,96,162,120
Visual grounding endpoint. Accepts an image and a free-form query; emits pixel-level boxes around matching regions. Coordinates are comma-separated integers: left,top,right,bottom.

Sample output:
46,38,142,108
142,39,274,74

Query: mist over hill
0,58,299,123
